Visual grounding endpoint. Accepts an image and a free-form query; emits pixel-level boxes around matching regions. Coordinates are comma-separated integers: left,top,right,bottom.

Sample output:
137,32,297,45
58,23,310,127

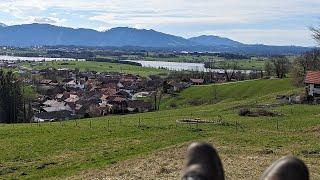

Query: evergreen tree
0,70,27,123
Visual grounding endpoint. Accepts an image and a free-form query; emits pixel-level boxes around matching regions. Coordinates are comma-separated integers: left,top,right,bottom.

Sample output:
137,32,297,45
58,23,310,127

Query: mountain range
0,23,313,55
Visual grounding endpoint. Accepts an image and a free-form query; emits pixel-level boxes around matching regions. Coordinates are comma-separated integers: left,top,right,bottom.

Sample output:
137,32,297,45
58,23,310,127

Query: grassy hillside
1,79,319,179
22,61,169,77
212,59,266,70
161,79,297,109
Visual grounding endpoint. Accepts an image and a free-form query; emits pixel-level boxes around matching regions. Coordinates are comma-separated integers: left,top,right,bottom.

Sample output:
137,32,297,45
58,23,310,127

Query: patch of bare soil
308,125,320,133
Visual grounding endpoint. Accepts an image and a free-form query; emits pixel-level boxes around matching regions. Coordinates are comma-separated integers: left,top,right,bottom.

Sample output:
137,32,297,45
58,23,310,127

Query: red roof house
305,71,320,97
305,71,320,84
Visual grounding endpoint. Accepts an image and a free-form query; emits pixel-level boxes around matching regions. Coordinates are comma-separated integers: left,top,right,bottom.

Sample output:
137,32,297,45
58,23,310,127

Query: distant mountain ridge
0,23,313,55
189,35,243,47
0,23,6,27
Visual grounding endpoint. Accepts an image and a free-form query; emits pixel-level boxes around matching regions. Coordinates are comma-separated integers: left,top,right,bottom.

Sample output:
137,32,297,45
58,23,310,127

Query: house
37,85,64,97
190,78,205,85
64,94,80,104
66,80,85,89
99,87,117,96
42,100,66,107
41,100,72,113
33,110,75,122
116,90,132,99
77,98,107,118
41,106,72,113
168,81,190,92
107,96,128,113
55,94,64,100
132,92,151,100
305,71,320,97
40,79,53,85
127,100,153,113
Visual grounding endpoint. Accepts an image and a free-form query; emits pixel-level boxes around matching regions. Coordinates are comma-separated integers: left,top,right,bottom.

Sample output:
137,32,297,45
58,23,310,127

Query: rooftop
305,71,320,84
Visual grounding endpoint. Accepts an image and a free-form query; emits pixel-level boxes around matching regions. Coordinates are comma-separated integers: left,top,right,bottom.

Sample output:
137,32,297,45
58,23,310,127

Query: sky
0,0,319,46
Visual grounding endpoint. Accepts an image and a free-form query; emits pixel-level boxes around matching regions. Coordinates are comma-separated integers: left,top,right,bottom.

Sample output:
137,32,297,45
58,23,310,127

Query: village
2,58,320,123
0,60,201,122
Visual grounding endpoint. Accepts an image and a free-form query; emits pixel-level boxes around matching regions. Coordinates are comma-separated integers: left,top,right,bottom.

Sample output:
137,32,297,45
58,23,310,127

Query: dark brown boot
261,156,309,180
182,142,225,180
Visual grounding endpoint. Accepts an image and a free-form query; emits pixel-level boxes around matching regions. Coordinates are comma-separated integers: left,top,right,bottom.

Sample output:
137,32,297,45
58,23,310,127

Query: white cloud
1,0,320,24
29,16,66,24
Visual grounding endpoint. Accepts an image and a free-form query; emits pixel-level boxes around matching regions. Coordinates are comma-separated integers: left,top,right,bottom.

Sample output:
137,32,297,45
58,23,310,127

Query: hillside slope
161,79,296,109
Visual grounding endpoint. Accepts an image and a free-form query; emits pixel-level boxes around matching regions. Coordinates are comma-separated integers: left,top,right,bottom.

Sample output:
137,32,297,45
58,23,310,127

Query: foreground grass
0,79,319,179
22,61,169,77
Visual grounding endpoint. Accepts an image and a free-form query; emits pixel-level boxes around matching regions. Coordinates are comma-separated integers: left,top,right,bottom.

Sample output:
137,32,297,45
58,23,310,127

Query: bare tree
291,50,320,87
291,57,306,87
301,49,320,72
264,61,274,77
271,56,290,79
153,87,163,111
221,62,239,82
310,26,320,44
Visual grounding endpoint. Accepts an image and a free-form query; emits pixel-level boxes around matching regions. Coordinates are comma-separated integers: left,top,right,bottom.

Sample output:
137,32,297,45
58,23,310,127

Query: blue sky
0,0,319,46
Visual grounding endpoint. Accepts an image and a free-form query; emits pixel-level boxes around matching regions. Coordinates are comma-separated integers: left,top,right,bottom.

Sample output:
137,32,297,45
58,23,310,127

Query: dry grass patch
68,142,300,180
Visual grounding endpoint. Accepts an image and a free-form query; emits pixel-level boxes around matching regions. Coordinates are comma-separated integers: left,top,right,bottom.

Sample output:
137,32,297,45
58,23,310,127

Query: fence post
236,121,238,132
138,117,141,127
108,118,110,131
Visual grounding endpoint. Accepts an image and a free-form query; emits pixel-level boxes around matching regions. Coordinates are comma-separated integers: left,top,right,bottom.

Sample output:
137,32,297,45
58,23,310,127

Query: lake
127,60,251,73
127,60,212,72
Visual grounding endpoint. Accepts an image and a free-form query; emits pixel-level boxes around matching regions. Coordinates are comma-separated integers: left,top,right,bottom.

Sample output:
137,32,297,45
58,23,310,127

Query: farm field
21,61,169,77
0,79,320,179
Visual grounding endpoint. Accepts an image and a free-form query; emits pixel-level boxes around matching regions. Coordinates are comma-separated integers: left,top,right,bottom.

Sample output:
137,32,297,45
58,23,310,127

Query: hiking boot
261,156,309,180
182,142,225,180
